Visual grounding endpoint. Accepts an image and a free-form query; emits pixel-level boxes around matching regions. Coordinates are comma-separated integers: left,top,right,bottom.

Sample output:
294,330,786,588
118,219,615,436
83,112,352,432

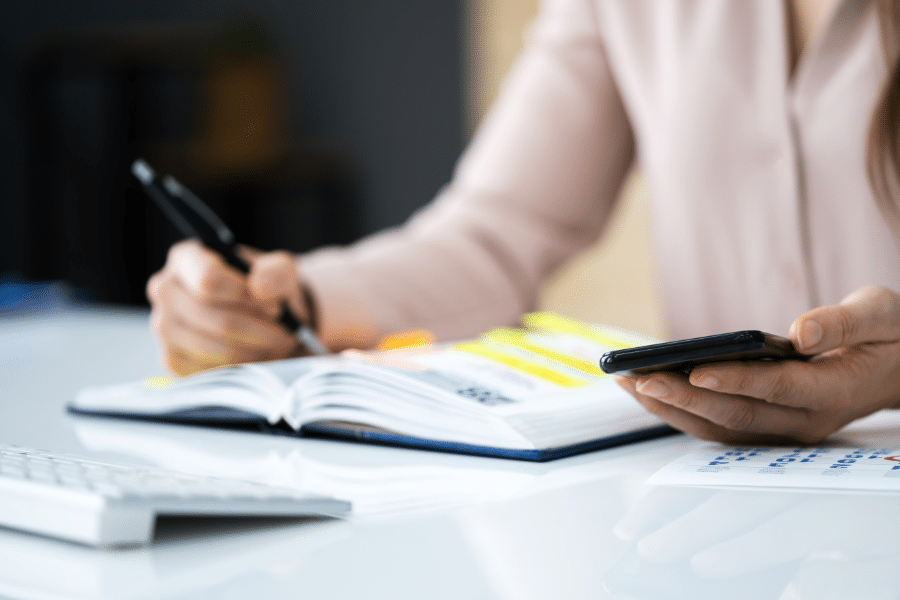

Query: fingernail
636,379,669,398
693,374,719,389
798,319,823,351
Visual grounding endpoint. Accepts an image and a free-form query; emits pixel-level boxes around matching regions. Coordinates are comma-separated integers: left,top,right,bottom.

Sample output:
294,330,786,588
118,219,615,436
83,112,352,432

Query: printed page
287,358,534,448
292,324,633,424
71,362,298,423
648,445,900,492
291,314,663,449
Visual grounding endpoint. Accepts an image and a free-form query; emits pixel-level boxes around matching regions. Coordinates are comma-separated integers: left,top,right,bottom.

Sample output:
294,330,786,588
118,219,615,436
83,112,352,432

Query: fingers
616,375,818,443
688,346,900,415
165,240,247,304
151,277,301,373
147,240,307,375
246,251,309,322
790,285,900,354
617,377,754,442
162,343,216,377
616,286,900,443
162,277,295,347
236,244,263,263
689,359,820,408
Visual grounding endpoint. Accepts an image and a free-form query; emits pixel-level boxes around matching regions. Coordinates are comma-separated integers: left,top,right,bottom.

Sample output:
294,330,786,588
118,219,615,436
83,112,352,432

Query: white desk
1,303,899,599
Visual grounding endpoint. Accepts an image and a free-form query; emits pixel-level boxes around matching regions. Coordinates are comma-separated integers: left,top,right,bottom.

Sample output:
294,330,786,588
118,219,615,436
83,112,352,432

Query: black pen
132,159,328,355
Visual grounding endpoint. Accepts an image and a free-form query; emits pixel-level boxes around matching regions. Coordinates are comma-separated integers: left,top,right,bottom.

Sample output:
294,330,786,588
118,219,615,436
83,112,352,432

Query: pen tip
131,159,154,184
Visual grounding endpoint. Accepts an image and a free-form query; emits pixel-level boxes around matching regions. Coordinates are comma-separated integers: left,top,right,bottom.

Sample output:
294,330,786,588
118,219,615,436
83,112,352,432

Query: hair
868,0,900,228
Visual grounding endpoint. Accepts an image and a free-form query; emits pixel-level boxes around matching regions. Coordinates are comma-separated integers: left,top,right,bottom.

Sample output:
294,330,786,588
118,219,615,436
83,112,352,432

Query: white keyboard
0,443,351,546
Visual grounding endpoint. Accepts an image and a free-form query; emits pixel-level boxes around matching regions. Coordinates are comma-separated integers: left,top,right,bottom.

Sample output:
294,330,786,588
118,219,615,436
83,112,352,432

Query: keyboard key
0,442,351,546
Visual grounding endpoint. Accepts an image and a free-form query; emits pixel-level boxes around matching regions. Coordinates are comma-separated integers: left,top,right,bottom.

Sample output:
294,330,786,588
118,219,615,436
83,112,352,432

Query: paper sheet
648,445,900,491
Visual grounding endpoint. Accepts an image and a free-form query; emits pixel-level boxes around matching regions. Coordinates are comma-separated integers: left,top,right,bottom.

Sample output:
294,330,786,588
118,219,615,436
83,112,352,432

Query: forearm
302,185,561,347
301,0,635,347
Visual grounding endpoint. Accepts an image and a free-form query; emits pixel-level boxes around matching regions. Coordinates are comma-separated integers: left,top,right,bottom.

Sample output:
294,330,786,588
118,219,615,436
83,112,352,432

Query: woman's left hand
616,285,900,443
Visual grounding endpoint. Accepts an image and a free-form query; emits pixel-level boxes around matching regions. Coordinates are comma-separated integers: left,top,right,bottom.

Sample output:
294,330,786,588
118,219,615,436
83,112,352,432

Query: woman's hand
147,240,315,376
616,286,900,443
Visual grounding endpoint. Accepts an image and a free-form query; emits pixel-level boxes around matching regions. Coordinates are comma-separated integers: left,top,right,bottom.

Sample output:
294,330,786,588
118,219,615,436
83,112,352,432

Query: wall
467,0,666,339
0,0,465,294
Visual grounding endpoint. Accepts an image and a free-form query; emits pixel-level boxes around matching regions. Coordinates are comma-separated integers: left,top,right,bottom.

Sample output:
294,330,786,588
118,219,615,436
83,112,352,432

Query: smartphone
598,330,805,376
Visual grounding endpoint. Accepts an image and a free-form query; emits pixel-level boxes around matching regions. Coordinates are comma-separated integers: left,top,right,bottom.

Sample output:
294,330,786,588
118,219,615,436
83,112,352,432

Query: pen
131,159,329,356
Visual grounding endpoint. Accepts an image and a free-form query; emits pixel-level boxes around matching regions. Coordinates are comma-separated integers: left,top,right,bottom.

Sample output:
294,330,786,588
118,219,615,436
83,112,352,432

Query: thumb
236,244,263,263
789,286,900,354
246,251,308,321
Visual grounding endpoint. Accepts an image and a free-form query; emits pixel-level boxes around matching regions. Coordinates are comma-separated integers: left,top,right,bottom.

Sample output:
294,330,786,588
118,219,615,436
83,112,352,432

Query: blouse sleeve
300,0,636,349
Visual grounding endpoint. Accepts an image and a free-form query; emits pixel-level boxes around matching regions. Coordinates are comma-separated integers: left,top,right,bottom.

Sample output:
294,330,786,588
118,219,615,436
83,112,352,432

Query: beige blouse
301,0,900,348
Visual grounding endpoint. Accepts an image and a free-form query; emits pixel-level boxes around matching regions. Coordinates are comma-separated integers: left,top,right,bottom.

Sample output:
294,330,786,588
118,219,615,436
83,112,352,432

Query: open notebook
69,313,674,461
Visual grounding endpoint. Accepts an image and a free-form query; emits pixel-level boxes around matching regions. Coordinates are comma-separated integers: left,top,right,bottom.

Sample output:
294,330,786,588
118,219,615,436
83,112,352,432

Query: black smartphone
599,330,805,376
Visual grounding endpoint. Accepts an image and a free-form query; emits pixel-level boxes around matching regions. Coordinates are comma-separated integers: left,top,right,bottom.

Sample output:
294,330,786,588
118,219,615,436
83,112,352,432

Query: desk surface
1,303,899,600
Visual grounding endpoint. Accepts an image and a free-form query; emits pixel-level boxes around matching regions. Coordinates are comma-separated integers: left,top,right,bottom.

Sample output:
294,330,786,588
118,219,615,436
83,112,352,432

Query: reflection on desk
608,486,900,600
69,415,680,521
3,305,900,598
0,510,349,600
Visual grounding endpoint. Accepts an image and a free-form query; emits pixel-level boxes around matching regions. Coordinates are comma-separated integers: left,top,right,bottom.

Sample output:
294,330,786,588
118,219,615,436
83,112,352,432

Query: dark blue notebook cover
67,405,676,462
299,421,677,461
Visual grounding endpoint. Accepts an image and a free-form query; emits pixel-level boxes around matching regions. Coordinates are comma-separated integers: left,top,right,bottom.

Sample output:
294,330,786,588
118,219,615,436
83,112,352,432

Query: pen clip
132,159,247,272
132,160,200,241
162,176,235,247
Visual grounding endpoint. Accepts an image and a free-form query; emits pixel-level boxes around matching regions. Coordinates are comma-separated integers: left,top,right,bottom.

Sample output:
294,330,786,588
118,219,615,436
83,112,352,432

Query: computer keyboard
0,443,351,546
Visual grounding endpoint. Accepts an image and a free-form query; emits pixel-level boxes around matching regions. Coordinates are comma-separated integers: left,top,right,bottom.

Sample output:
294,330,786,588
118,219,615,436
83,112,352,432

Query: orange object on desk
376,330,435,351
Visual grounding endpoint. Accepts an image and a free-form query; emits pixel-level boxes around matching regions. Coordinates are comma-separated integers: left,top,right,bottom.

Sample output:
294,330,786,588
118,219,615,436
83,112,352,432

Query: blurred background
0,0,664,339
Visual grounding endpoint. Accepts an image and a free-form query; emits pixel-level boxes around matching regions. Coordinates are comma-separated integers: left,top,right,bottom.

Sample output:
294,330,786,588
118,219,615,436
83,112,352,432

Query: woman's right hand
146,239,315,375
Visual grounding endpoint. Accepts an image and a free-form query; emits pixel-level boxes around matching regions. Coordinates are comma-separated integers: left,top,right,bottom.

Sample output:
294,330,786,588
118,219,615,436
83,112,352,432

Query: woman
147,0,900,444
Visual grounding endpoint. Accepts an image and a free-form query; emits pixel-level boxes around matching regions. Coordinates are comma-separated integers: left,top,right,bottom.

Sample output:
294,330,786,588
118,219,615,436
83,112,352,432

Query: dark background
0,0,465,304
